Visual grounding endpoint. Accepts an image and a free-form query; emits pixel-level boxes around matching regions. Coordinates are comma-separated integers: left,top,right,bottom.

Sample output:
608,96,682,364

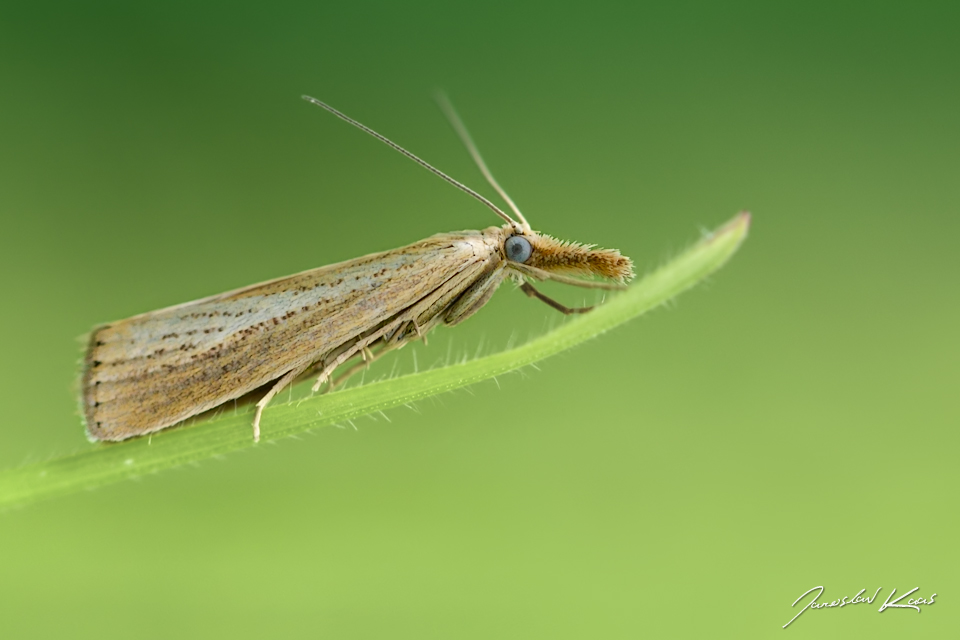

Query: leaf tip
699,210,751,250
722,210,752,236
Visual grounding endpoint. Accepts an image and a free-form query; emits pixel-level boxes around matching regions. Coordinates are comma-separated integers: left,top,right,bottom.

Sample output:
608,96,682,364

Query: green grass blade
0,212,750,509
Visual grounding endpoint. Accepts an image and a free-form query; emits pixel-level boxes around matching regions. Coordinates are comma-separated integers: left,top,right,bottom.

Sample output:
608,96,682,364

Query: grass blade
0,212,750,509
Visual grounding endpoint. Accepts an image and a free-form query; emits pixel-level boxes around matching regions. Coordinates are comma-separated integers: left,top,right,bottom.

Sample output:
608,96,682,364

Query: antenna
433,91,530,231
301,95,517,227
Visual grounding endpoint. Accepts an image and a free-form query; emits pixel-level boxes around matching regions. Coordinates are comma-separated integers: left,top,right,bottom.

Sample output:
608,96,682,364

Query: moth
81,95,634,443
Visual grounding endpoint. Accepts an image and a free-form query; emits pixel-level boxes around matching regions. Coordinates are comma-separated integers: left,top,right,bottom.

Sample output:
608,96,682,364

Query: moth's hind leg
310,345,364,393
309,322,427,394
309,339,397,393
324,344,393,393
519,282,593,315
302,345,379,394
252,364,310,443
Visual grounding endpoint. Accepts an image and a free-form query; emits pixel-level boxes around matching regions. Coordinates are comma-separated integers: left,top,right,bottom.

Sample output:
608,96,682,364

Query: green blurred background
1,1,957,637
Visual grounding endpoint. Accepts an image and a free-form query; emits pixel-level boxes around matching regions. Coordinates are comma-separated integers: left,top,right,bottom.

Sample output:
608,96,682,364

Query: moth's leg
252,365,310,443
519,282,593,315
389,318,427,346
444,266,507,327
384,319,424,348
307,322,404,394
412,320,427,346
298,337,368,389
313,316,436,393
311,342,372,392
325,344,394,393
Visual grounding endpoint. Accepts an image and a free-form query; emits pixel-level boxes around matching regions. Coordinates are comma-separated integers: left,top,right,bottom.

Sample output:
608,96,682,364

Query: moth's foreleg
253,364,311,443
443,265,506,327
519,282,593,315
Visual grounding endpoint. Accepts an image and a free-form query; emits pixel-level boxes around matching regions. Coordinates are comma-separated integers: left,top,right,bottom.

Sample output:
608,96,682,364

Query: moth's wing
82,233,495,440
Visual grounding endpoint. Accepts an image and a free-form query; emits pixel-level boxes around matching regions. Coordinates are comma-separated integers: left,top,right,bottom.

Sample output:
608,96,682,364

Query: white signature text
783,586,937,628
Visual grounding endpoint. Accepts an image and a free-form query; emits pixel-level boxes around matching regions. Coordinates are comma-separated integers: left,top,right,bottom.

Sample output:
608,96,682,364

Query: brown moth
81,95,634,443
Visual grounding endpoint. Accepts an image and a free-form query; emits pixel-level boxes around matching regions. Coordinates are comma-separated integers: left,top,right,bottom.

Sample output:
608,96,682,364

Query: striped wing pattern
82,231,499,440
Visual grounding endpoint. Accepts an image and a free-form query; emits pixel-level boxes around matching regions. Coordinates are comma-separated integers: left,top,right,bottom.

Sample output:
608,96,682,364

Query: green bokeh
1,1,956,637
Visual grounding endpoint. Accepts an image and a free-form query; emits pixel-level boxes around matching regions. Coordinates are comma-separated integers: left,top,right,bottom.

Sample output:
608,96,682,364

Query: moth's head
499,224,635,284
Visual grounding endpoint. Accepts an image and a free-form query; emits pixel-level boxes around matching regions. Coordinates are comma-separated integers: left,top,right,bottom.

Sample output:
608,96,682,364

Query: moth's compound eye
505,235,533,263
